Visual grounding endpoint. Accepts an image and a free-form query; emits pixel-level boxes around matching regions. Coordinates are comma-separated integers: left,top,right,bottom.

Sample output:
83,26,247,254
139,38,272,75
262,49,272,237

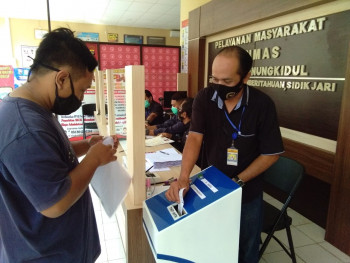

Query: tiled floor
91,187,350,263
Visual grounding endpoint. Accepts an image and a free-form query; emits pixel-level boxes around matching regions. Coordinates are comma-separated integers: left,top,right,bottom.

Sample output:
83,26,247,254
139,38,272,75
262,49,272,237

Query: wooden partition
124,65,146,206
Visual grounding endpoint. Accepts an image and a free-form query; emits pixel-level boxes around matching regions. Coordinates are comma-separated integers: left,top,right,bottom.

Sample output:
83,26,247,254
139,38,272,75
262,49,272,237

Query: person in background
145,89,163,125
165,46,284,263
0,28,118,263
172,97,194,152
146,91,186,132
169,91,187,117
149,98,193,151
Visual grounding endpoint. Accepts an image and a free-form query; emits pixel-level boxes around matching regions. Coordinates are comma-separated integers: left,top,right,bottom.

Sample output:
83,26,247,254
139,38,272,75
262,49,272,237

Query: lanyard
224,106,245,140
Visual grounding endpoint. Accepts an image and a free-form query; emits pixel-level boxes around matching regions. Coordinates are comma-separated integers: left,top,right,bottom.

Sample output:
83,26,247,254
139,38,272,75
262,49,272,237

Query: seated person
145,89,163,125
148,98,194,152
147,91,186,129
169,91,187,116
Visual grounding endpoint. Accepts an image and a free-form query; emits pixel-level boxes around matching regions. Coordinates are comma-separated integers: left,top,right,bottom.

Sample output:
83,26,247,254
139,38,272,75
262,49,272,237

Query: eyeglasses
209,75,237,86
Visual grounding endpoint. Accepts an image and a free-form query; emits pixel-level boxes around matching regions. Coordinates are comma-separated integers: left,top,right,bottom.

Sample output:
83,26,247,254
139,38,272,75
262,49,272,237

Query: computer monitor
163,91,187,109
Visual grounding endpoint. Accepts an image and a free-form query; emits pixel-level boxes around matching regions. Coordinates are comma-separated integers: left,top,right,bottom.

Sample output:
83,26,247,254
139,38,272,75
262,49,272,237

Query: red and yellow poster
0,65,14,102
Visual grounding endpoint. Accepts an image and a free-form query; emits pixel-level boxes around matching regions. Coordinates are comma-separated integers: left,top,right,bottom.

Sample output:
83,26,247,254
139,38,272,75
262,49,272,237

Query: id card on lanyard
225,107,245,166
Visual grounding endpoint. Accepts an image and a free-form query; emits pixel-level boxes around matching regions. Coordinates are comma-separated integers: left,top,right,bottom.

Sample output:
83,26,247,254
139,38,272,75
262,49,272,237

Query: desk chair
259,156,305,263
82,103,98,139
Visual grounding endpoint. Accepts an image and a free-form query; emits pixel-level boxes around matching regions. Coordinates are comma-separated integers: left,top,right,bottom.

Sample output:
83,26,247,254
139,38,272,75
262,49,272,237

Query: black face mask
52,76,82,115
28,59,82,115
210,80,244,100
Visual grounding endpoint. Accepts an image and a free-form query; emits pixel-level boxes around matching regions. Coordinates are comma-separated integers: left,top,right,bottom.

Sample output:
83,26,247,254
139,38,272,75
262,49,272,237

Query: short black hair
171,91,187,101
216,46,253,79
30,28,97,80
145,89,153,99
180,97,194,118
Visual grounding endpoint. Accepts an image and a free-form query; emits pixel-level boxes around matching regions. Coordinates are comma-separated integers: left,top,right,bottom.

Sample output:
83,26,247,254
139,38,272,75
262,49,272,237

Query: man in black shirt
151,98,193,153
166,46,284,263
146,92,187,137
145,89,163,125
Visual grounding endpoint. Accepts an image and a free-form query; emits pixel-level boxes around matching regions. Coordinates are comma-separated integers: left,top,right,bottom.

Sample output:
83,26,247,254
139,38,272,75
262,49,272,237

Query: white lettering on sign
214,17,327,50
251,65,309,77
253,17,327,42
200,178,218,193
248,80,337,92
214,34,252,49
190,184,206,199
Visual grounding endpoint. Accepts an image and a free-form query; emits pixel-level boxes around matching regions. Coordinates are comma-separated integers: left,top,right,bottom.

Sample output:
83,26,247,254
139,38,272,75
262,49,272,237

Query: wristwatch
234,176,245,187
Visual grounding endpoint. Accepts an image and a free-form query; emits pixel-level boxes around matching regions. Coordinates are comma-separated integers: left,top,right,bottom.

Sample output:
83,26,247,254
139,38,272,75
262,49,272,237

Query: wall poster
181,19,189,73
21,45,38,68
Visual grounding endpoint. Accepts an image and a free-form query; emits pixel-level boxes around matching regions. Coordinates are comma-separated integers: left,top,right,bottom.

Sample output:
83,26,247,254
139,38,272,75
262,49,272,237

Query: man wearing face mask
0,28,118,263
169,91,187,117
146,98,192,147
165,46,284,263
145,89,163,125
146,91,186,134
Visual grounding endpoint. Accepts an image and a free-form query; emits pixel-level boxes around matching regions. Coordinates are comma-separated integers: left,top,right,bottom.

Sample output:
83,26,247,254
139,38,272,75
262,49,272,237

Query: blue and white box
143,166,242,263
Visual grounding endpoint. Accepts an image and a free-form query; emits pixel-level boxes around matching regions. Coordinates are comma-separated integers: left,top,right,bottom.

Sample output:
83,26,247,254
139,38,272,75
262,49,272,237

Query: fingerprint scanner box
143,166,242,263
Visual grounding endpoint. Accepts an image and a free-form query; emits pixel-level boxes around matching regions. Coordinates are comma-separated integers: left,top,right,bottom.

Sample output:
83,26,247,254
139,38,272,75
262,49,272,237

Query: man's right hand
165,177,190,203
86,142,117,166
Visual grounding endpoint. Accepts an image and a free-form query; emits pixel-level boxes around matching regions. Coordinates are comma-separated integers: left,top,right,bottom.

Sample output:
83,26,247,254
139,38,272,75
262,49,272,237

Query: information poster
21,46,38,68
111,68,127,137
107,33,118,43
0,65,14,102
14,68,29,88
181,19,189,73
76,32,99,42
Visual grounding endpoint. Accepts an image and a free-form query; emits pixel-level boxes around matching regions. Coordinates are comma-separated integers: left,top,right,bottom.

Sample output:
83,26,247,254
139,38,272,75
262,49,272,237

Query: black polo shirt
146,101,163,125
190,85,284,203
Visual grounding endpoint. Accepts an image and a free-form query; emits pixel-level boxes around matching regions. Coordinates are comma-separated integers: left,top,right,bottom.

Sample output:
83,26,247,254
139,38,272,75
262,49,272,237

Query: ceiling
0,0,181,30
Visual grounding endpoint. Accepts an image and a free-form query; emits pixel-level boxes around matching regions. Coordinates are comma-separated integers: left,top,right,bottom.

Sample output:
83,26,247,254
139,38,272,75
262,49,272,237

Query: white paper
178,188,185,215
145,148,182,169
145,136,174,147
90,137,131,217
122,156,170,172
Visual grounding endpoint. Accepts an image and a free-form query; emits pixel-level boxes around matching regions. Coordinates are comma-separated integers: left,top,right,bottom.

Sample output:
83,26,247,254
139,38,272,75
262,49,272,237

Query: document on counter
90,137,132,217
118,136,174,151
145,136,174,147
122,156,170,172
146,148,182,169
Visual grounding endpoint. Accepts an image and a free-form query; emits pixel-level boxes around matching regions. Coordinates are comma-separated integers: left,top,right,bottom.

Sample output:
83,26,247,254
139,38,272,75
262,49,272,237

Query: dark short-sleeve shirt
0,96,100,263
190,86,284,203
145,101,163,125
157,115,179,128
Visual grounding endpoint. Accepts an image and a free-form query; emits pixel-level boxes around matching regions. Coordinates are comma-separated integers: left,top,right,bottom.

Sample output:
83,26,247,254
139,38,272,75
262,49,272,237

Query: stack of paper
146,148,182,169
